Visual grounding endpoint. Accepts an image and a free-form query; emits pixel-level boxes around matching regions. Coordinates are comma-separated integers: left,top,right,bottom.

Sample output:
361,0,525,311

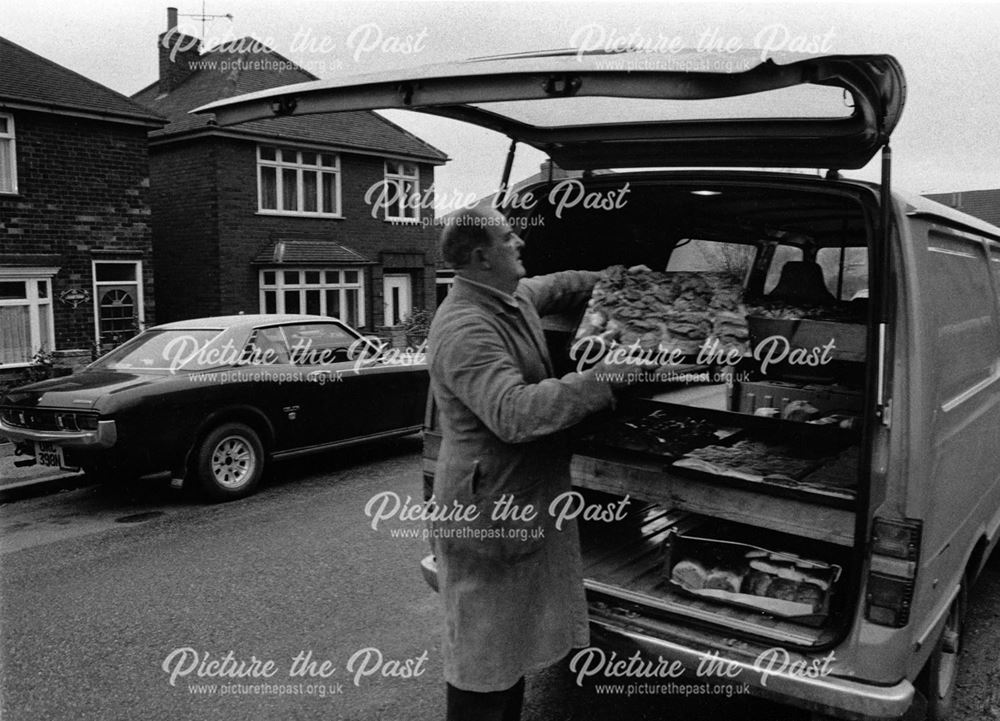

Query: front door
383,274,411,327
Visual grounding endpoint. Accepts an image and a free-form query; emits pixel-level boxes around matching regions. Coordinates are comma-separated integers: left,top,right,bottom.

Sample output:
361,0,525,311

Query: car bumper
0,418,117,449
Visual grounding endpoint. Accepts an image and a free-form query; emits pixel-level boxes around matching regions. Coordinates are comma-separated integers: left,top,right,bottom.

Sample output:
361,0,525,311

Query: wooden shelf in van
570,451,855,547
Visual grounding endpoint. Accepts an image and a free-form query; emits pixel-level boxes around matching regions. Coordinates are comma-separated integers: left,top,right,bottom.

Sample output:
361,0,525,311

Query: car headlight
75,414,100,431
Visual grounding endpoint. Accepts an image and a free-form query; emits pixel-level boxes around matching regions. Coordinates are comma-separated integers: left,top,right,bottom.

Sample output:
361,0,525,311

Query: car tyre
194,423,264,502
917,587,964,721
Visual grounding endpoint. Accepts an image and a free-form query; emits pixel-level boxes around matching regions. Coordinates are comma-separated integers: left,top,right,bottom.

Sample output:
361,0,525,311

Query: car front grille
0,407,99,432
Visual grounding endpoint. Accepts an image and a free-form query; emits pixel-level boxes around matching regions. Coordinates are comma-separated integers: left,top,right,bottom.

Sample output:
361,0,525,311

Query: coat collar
451,275,522,314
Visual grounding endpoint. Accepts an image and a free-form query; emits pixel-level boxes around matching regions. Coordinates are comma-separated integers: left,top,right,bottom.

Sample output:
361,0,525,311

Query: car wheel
194,423,264,501
918,588,964,721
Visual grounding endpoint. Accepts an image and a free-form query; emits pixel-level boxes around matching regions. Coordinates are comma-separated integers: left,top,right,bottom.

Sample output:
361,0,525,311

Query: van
199,51,1000,720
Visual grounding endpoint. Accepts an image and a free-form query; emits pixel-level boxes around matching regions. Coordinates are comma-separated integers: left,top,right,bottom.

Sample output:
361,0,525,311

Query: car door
236,324,312,452
283,321,425,445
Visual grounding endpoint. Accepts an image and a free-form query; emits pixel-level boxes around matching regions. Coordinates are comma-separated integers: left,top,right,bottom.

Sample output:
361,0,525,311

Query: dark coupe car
0,314,428,500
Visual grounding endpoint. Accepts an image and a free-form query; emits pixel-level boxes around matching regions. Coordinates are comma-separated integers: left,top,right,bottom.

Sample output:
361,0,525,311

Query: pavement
0,441,93,503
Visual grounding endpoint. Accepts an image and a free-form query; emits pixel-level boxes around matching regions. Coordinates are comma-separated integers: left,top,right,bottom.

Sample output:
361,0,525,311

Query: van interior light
690,190,722,196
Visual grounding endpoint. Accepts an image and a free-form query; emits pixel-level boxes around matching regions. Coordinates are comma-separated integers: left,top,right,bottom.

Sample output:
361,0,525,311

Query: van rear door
193,51,904,171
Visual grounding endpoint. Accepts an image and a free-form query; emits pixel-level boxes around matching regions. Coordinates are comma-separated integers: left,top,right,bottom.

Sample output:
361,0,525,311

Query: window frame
0,267,56,367
0,112,18,195
258,267,366,328
257,145,342,218
382,160,420,223
91,260,144,349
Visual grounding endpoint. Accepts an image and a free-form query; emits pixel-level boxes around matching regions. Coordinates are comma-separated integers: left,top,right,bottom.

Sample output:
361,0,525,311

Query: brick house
0,36,165,377
923,189,1000,229
131,10,448,336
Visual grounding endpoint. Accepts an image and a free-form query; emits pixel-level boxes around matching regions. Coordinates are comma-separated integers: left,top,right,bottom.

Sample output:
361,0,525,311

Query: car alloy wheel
210,435,256,488
195,422,264,501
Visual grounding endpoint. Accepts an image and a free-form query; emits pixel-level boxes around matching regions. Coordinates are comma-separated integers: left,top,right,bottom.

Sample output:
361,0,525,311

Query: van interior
514,174,877,648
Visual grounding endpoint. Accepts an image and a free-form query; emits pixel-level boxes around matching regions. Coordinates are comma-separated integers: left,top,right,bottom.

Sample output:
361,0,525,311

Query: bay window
259,268,365,328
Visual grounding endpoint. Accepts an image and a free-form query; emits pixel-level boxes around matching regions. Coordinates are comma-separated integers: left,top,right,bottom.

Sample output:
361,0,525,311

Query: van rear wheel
918,589,964,721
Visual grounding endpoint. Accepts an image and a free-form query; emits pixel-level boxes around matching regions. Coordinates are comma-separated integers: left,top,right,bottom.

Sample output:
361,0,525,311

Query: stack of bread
669,548,833,615
575,266,750,355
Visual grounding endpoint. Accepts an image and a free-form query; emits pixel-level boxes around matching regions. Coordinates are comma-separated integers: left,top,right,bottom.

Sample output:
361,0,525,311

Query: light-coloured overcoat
427,271,615,692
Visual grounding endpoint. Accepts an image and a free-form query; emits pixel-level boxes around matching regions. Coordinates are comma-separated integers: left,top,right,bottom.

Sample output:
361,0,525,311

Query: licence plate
35,441,70,469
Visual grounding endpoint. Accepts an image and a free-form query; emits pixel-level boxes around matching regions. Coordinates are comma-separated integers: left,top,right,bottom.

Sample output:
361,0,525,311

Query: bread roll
671,559,708,589
742,570,773,596
795,584,824,612
705,569,743,593
765,578,799,601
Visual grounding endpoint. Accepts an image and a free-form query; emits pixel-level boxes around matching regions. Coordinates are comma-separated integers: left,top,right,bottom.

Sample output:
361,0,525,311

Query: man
427,206,634,720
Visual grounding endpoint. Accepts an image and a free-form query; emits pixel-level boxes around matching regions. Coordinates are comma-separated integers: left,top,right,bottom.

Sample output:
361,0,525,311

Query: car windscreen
90,329,226,372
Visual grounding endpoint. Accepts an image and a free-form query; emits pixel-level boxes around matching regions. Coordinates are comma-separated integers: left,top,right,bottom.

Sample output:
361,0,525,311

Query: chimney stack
158,6,201,93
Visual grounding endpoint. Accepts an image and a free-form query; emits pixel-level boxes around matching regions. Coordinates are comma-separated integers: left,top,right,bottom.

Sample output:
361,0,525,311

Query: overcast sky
3,0,999,199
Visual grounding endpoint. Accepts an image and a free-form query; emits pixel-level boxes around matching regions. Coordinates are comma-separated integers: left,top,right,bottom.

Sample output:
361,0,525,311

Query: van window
816,247,869,301
927,231,1000,406
666,239,754,285
762,245,803,294
990,242,1000,295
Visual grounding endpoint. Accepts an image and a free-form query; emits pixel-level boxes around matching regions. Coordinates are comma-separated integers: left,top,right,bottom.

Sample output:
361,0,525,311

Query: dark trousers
446,677,525,721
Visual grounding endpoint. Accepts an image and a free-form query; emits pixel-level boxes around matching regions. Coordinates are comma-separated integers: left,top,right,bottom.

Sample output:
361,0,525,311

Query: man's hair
440,208,495,269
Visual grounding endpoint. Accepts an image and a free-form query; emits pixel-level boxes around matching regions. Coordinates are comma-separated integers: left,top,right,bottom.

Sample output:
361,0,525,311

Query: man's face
481,213,525,284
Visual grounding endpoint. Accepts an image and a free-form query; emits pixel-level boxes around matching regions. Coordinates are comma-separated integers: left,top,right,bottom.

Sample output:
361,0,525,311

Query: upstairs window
382,161,420,222
258,146,341,216
0,113,17,194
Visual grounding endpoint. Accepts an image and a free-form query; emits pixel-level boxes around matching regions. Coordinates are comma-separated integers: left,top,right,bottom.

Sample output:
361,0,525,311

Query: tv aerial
179,1,233,43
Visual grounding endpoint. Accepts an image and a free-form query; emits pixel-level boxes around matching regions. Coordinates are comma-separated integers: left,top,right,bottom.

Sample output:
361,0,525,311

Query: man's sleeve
433,313,614,445
520,270,602,317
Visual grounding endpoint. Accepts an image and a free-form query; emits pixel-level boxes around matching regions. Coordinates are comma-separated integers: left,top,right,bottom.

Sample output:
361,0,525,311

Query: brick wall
147,137,221,321
154,135,441,331
0,109,155,353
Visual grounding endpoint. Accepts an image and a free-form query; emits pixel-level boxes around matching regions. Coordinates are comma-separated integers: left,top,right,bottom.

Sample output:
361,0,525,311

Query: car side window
245,328,292,365
282,323,357,365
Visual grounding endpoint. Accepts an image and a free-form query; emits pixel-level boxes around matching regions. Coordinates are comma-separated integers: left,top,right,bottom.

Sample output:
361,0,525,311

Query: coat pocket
434,476,548,563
